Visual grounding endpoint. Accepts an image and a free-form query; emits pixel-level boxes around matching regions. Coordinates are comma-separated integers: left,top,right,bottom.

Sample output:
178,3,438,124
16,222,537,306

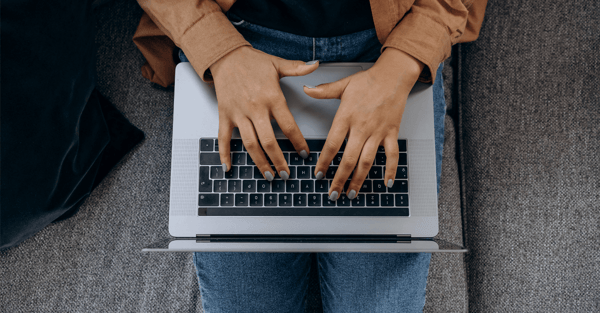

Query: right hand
209,46,319,180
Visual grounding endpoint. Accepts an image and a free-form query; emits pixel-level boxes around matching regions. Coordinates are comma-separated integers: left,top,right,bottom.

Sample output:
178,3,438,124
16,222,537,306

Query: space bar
200,207,409,216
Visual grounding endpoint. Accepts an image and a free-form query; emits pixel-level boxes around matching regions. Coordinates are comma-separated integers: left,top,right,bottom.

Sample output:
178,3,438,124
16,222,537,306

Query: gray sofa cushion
458,0,600,311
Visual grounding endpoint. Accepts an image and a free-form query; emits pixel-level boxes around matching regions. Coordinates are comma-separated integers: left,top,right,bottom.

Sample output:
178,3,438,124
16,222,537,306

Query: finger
303,76,351,100
252,116,290,180
346,137,380,199
237,118,274,181
271,100,310,158
328,131,367,200
383,136,400,189
274,59,319,78
218,118,233,172
314,119,349,181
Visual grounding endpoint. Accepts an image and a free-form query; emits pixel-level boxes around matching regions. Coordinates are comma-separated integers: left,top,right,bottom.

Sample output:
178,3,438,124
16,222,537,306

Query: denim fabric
185,16,446,312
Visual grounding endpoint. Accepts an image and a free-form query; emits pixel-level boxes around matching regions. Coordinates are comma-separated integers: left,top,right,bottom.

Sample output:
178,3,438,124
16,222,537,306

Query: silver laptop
144,62,465,253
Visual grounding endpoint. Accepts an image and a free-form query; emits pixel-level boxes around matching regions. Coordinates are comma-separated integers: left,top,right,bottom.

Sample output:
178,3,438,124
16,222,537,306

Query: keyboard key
277,139,295,151
200,153,221,165
395,194,409,206
250,194,263,206
214,180,227,192
381,194,394,206
214,139,219,151
297,166,311,179
360,180,372,192
375,153,386,165
378,145,385,153
200,139,214,151
198,194,219,206
337,194,351,206
246,154,255,165
396,167,408,179
315,180,328,192
373,180,386,192
323,196,336,206
388,180,408,193
253,167,263,179
199,166,212,192
339,140,346,152
326,166,338,179
368,166,383,178
301,180,314,192
243,180,256,192
272,180,285,192
225,166,238,179
399,153,407,165
235,194,248,206
308,194,321,206
293,194,306,206
398,140,407,152
304,153,318,165
333,153,343,165
279,194,292,206
343,180,351,192
351,194,365,207
264,194,278,206
288,167,296,179
221,194,234,206
211,166,224,179
228,180,241,192
230,139,244,151
290,153,303,165
366,194,380,206
286,180,300,193
239,166,253,179
232,153,245,165
307,140,326,152
257,180,271,192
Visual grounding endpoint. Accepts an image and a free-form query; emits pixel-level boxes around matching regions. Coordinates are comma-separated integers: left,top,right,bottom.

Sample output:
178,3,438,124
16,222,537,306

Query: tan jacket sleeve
382,0,488,84
136,0,251,83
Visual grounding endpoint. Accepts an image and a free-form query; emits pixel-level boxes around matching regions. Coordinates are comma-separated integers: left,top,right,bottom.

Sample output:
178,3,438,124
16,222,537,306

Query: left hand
304,48,424,201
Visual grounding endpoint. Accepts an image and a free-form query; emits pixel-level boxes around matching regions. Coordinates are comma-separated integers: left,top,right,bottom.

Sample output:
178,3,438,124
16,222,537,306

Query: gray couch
1,0,598,312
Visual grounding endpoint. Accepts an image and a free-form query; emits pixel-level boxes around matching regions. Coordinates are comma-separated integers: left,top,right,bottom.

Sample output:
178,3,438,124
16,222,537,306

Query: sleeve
136,0,251,82
382,0,488,84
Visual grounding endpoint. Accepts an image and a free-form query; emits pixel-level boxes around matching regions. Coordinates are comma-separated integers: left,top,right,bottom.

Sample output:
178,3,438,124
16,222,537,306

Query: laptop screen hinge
196,234,411,243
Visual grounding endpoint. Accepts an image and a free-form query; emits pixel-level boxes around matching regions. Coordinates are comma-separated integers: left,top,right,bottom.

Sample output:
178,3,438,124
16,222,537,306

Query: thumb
303,76,351,100
275,59,319,78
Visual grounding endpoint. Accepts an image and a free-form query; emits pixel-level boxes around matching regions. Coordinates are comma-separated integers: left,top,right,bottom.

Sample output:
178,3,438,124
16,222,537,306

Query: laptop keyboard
198,138,409,216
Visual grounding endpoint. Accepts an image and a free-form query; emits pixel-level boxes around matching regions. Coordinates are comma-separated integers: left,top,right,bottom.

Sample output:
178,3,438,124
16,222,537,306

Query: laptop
144,62,466,253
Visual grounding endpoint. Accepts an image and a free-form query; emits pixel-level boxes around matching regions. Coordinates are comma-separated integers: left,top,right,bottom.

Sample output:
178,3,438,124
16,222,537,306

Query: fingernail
264,171,274,181
222,163,227,172
304,85,316,89
348,190,356,200
329,191,339,201
280,171,289,180
316,171,324,180
305,60,318,65
299,150,309,159
387,179,394,188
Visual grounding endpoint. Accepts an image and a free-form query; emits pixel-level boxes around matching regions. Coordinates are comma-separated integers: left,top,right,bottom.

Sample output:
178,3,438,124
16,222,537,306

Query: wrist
209,46,252,76
374,48,424,81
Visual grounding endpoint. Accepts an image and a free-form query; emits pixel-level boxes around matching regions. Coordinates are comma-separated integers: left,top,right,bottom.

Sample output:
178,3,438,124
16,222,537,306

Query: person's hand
210,46,319,180
304,48,424,200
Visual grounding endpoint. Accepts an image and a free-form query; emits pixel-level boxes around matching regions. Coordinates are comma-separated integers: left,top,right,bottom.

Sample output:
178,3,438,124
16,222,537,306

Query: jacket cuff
382,12,451,84
179,11,251,82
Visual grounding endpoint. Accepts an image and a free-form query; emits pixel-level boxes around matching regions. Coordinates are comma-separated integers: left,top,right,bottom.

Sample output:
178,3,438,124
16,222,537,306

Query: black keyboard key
339,140,346,152
381,194,394,206
247,154,255,165
288,167,296,179
395,194,409,206
308,194,322,206
398,140,407,152
315,180,328,192
360,180,372,193
304,153,318,165
368,166,383,178
351,194,365,207
297,166,311,179
301,180,314,192
375,153,386,165
277,139,295,151
307,140,326,152
396,167,408,179
214,139,219,151
343,180,351,192
199,166,212,192
373,180,386,192
399,153,407,165
254,167,263,179
230,139,244,151
282,153,289,164
290,153,303,165
243,180,256,192
221,194,234,206
378,145,385,153
337,194,350,206
264,194,278,206
279,194,293,206
333,153,343,165
326,166,338,179
228,180,241,192
198,194,219,206
323,196,336,206
213,180,227,192
200,139,214,151
225,166,238,179
257,180,271,192
294,194,306,206
239,166,253,179
211,166,224,179
250,194,263,206
232,153,245,165
286,180,300,193
366,194,380,206
388,180,408,193
272,180,285,192
235,194,248,206
200,153,221,165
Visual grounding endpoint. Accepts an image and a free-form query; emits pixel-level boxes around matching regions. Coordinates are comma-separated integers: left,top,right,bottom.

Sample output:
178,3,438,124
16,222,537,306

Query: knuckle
324,140,340,152
261,137,277,150
244,140,259,151
359,158,373,168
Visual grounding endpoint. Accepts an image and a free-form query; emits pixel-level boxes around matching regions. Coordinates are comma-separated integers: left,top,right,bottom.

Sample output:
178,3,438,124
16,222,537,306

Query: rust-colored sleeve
383,0,488,84
136,0,251,83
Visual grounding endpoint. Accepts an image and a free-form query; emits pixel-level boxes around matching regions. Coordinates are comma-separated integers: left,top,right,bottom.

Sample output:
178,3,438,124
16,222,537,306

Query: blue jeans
182,14,446,313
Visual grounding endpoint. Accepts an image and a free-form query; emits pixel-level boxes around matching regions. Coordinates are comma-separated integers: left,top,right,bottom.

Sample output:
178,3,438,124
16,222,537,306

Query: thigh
194,252,312,313
317,252,431,313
